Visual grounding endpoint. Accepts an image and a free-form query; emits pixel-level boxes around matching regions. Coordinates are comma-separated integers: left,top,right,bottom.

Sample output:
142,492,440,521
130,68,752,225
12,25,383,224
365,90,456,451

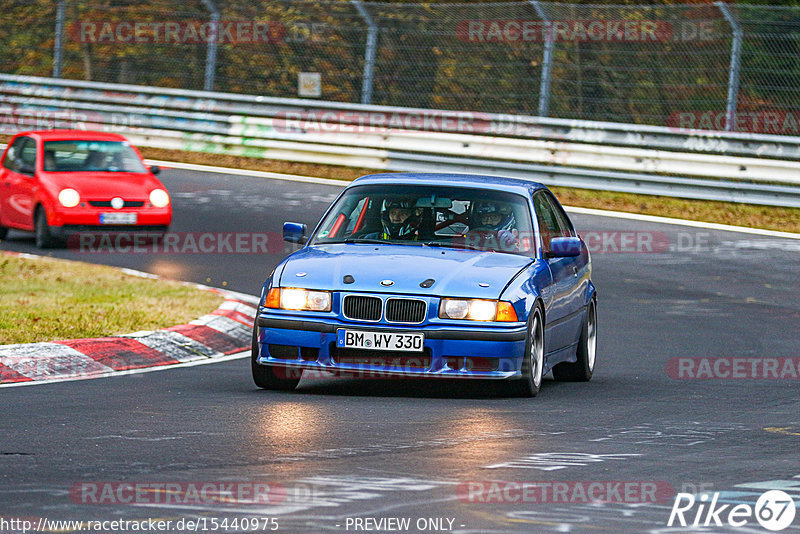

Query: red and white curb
0,255,257,387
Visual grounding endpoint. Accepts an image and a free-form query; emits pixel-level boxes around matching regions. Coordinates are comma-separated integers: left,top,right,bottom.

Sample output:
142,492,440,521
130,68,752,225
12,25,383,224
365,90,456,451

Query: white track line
146,158,351,187
564,206,800,240
147,159,800,239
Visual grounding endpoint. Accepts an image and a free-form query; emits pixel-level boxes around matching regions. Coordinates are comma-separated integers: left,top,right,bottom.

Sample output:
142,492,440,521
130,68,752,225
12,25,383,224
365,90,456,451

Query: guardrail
2,74,800,208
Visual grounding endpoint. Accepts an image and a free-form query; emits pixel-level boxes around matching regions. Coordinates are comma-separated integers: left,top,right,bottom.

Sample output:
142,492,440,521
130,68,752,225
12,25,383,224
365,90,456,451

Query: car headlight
58,188,80,208
149,189,170,208
264,287,332,312
439,298,518,322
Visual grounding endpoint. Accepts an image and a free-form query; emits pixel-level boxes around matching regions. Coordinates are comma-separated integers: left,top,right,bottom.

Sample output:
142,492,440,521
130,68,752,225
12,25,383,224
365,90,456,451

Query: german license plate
100,212,137,225
337,329,424,352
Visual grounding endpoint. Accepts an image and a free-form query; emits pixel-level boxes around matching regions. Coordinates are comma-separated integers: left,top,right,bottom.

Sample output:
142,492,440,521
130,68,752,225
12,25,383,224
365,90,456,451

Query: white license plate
100,212,137,225
337,329,424,352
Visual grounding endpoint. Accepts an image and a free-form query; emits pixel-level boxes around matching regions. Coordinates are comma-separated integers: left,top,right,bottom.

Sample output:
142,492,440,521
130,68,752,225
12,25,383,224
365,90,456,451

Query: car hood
42,172,159,199
279,244,534,299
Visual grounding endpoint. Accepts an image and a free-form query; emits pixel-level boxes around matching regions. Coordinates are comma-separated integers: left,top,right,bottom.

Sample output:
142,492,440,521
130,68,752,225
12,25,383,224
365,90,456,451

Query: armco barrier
1,74,800,207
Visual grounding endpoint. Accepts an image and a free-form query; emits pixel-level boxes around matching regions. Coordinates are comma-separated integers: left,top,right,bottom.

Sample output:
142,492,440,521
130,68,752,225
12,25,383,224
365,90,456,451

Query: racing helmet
381,199,416,238
471,201,515,232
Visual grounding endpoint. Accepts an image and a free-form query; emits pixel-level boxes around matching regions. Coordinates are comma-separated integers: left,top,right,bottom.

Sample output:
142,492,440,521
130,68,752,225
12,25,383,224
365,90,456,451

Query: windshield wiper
341,238,390,244
423,240,482,251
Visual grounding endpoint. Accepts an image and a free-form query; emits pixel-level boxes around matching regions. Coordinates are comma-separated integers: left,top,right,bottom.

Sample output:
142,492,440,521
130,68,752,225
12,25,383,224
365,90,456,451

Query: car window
544,191,575,238
312,184,535,255
533,191,564,252
42,141,146,173
19,138,37,170
2,137,29,172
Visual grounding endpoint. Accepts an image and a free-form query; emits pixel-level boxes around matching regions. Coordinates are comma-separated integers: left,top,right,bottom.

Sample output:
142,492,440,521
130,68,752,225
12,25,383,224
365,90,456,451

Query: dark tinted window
42,141,146,173
545,192,575,238
311,184,535,255
533,191,564,252
2,137,29,171
19,138,37,168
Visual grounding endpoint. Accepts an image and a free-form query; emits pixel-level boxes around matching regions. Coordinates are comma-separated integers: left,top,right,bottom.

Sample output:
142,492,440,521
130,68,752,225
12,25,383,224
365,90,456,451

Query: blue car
252,173,596,396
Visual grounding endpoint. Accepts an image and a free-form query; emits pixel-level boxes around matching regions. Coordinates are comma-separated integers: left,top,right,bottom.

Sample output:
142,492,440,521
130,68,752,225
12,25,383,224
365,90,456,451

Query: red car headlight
58,188,80,208
149,189,170,208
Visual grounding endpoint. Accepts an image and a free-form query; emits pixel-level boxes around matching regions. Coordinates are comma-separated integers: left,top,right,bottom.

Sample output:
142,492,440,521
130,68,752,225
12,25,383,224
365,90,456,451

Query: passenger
43,150,57,172
470,201,515,232
467,201,519,251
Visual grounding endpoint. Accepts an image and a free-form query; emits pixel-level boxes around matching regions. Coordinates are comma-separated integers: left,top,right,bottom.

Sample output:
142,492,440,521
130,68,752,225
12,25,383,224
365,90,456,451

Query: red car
0,130,171,248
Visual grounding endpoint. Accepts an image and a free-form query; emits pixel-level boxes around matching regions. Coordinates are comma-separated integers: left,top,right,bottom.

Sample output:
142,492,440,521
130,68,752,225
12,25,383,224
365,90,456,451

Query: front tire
251,322,301,391
553,298,597,382
509,306,544,397
34,208,59,249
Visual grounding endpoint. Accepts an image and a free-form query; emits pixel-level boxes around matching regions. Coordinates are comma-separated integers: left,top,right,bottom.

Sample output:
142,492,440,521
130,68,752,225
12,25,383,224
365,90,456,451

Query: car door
546,192,588,345
532,191,582,353
0,136,38,229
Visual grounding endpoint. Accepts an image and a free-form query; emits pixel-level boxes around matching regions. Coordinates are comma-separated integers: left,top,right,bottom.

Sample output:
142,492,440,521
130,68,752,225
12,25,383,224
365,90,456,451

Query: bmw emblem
380,279,394,287
110,197,124,209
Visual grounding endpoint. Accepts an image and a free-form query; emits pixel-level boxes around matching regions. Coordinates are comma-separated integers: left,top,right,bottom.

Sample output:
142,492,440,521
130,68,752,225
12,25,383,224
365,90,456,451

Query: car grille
89,200,145,208
343,295,382,321
385,298,426,323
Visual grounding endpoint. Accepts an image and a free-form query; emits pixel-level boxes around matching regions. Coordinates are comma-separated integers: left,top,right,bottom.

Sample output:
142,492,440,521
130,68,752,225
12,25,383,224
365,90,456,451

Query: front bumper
47,205,172,229
255,314,527,379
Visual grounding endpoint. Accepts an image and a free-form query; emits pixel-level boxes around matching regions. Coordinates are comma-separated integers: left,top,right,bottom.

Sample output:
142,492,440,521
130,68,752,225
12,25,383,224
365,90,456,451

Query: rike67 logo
668,490,796,531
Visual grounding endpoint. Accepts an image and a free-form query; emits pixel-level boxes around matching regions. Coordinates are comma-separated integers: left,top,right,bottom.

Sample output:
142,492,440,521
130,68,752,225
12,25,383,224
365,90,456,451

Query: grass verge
140,146,800,234
0,254,224,344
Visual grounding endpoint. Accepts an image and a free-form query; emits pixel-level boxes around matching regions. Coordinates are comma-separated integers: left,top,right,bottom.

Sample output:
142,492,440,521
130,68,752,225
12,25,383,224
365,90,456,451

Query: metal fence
2,1,800,134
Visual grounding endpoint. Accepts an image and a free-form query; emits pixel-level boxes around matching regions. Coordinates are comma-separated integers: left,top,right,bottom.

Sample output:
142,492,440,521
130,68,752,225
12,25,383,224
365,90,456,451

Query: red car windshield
43,140,147,173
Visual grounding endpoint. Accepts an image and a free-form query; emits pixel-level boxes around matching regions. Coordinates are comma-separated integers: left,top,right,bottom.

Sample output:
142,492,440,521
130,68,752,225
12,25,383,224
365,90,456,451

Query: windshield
311,184,535,255
43,141,147,173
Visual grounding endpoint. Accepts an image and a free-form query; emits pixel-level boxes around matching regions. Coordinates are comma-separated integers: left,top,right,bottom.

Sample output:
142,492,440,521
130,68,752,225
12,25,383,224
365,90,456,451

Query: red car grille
88,200,145,208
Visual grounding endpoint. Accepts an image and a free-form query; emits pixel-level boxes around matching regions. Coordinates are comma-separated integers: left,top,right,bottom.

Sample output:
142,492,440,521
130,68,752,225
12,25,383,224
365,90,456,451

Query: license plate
100,212,137,225
337,329,424,352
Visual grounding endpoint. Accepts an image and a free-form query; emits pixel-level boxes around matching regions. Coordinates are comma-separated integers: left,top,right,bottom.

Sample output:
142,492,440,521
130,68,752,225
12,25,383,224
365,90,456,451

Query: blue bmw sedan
253,173,596,396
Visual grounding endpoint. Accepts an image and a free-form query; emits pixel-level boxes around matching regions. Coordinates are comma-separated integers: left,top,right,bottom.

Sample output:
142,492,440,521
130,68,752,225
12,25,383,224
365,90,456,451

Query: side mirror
149,165,161,175
546,236,582,258
283,222,308,245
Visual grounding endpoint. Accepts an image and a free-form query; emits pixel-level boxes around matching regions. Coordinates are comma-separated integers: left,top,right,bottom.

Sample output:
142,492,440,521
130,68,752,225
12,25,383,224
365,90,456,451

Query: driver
380,199,418,240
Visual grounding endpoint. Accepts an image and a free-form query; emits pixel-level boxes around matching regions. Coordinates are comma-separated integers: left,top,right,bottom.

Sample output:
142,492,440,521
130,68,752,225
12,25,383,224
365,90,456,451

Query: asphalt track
2,167,800,533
